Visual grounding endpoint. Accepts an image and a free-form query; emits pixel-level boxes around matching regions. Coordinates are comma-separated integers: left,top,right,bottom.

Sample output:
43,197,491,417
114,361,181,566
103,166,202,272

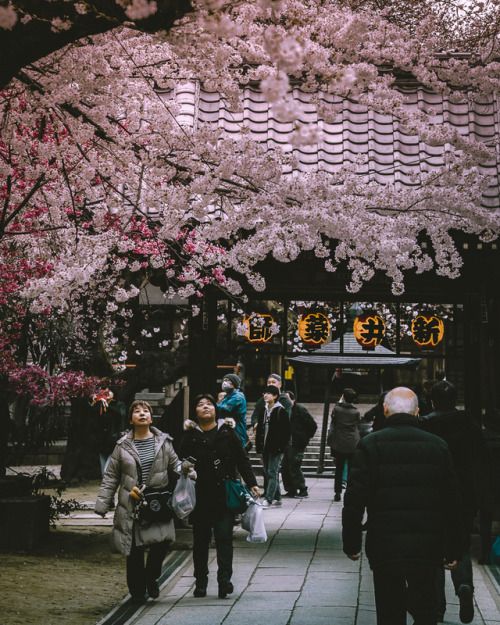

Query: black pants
281,445,306,494
373,564,438,625
192,509,234,588
333,450,353,496
126,536,170,598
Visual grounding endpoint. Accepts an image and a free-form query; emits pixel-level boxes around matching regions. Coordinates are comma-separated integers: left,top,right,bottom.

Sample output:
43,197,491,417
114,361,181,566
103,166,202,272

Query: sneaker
130,595,147,604
283,491,297,498
193,587,207,598
261,500,272,509
295,489,309,498
334,494,341,502
271,500,283,507
457,585,474,624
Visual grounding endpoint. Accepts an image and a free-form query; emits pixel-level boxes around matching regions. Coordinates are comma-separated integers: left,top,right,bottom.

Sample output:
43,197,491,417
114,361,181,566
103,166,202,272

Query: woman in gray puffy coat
95,400,188,604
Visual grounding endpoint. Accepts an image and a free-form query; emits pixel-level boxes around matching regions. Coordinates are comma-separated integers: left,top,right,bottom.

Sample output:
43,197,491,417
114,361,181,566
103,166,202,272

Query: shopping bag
225,478,253,514
171,474,196,519
241,500,267,543
491,534,500,565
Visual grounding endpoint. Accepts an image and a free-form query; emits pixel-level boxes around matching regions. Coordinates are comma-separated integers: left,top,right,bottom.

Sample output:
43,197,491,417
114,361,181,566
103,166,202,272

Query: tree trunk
0,395,12,477
60,397,101,482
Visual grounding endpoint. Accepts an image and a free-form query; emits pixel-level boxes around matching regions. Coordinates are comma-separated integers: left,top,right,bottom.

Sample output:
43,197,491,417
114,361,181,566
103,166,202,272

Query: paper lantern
353,312,386,349
411,315,444,347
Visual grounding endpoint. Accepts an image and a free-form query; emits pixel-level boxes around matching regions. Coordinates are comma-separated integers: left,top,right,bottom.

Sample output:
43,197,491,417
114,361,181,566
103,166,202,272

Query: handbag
133,459,174,523
138,488,174,523
225,478,253,514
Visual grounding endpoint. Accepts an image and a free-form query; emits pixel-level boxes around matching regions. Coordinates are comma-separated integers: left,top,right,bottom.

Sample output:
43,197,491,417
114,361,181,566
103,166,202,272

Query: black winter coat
419,409,490,512
328,401,361,453
255,402,291,455
290,403,317,451
178,418,257,519
342,413,463,570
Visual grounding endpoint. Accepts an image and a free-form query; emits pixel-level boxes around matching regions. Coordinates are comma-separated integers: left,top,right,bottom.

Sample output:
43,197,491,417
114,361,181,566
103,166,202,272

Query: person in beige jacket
95,400,189,604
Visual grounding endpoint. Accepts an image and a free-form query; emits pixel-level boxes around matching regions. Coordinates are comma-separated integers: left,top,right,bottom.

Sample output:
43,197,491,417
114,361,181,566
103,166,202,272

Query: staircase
246,403,335,478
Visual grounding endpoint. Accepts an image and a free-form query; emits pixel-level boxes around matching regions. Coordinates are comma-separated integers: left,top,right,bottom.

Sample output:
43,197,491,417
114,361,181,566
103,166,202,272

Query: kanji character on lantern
353,312,386,349
411,315,444,347
243,313,275,344
298,313,330,345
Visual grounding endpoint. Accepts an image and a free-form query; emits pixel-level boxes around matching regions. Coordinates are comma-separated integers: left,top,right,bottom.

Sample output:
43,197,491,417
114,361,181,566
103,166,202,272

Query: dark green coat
342,413,462,569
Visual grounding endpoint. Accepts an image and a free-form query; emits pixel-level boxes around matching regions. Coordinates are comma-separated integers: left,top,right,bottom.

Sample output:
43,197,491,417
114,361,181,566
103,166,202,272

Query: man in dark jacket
419,380,489,623
255,384,291,508
251,373,292,428
343,386,462,625
282,391,317,499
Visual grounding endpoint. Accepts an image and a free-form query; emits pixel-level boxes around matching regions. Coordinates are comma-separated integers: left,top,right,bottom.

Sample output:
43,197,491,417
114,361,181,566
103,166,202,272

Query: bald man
342,387,462,625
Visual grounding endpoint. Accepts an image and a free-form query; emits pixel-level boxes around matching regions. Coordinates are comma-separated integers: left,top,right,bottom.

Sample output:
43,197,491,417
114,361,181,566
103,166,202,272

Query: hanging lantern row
238,312,444,348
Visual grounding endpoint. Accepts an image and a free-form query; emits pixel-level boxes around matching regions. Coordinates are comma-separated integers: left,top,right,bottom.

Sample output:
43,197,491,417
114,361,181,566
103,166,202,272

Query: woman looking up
95,400,191,604
179,394,260,599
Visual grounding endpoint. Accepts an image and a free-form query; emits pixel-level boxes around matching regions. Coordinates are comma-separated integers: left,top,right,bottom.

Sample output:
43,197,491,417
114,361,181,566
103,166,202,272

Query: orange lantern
298,313,330,346
353,312,386,349
243,313,275,344
411,315,444,347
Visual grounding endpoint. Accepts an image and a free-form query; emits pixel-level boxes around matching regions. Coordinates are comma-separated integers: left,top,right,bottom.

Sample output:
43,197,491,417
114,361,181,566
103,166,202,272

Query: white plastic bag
171,474,196,519
241,500,267,543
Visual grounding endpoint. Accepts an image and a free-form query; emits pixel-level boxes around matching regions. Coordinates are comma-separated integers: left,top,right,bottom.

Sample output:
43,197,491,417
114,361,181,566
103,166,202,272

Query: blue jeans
262,452,283,503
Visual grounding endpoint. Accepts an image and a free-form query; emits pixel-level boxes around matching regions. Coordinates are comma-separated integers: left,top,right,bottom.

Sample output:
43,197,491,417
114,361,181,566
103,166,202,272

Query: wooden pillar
317,366,334,474
464,292,482,423
479,284,500,413
187,289,218,411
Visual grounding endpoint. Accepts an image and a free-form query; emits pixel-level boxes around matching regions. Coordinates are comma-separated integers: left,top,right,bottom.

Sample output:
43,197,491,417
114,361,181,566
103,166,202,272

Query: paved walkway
96,478,500,625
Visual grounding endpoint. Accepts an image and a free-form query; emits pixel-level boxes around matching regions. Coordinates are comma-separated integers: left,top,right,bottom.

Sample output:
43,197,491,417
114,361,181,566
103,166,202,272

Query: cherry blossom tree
1,0,500,475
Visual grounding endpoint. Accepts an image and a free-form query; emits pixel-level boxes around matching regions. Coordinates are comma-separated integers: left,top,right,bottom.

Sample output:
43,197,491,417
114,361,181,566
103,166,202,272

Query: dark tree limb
0,0,193,90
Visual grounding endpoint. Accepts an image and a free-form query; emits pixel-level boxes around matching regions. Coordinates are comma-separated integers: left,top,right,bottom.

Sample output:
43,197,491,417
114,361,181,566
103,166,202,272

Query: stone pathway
94,478,500,625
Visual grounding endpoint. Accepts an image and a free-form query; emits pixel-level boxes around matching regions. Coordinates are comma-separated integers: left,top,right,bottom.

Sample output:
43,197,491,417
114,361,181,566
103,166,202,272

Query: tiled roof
289,331,420,367
168,82,500,210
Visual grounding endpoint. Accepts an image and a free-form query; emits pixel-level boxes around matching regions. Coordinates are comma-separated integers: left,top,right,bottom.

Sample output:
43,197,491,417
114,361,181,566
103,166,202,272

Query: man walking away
419,380,489,623
328,388,361,502
343,386,462,625
282,391,317,498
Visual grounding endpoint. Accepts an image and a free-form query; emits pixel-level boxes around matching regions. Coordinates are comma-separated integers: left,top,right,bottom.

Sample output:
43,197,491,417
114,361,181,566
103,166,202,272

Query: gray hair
268,373,282,384
384,387,418,417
